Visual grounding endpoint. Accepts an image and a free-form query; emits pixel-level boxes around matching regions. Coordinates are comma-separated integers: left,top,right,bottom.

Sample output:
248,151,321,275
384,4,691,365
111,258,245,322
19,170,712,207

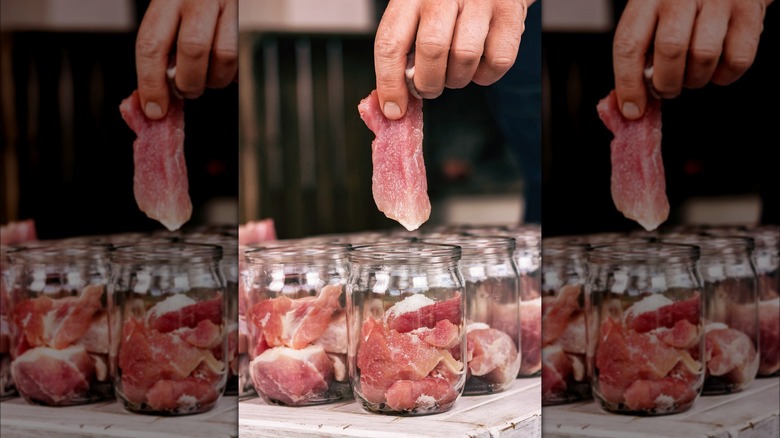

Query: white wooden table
543,378,780,438
239,377,542,438
0,395,237,437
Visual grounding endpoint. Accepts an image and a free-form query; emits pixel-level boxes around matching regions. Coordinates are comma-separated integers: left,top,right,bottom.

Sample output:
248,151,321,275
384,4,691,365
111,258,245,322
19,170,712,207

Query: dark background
542,1,779,236
1,0,238,239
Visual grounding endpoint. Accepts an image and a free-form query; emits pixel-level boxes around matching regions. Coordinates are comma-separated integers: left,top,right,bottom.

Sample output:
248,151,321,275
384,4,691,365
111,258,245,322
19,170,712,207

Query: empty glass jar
347,243,466,415
6,244,113,406
244,244,351,406
585,243,704,415
108,243,227,415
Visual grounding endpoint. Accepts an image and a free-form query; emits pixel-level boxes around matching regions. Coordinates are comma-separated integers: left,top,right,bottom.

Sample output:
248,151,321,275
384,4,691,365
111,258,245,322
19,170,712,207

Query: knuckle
450,46,482,67
654,37,687,60
178,39,211,61
136,36,166,60
613,36,644,60
212,46,238,67
374,36,406,61
689,45,720,65
416,38,450,61
484,55,515,73
724,54,754,73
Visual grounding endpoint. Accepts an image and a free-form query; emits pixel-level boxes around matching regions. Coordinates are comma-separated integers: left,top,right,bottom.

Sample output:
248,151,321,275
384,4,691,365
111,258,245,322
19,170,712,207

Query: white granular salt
146,294,197,322
653,394,676,413
415,394,437,409
624,294,673,322
177,394,198,408
384,294,435,323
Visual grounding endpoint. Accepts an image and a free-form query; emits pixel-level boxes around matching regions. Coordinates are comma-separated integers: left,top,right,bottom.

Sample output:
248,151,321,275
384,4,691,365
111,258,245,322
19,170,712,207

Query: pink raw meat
358,90,431,231
250,345,333,405
119,90,192,231
466,327,519,385
238,219,277,246
147,294,223,334
385,294,461,333
542,284,582,345
622,378,697,412
146,375,220,412
520,298,542,375
384,378,458,411
542,344,572,402
0,219,37,245
706,327,758,383
11,345,95,405
758,298,780,375
597,90,669,231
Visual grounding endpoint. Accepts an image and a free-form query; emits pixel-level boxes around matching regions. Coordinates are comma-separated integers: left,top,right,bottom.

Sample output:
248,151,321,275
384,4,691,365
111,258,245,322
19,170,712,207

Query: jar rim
245,243,350,264
418,235,514,257
658,235,755,256
587,242,700,263
109,242,222,263
348,242,461,264
7,243,112,264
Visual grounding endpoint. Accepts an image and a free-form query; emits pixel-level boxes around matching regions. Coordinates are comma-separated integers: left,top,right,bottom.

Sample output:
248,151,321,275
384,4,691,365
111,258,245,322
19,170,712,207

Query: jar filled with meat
541,240,590,405
585,243,704,415
108,243,227,415
182,233,239,396
660,235,759,394
244,244,351,406
747,226,779,377
420,236,520,395
237,245,255,398
7,244,113,406
1,246,17,399
347,243,466,415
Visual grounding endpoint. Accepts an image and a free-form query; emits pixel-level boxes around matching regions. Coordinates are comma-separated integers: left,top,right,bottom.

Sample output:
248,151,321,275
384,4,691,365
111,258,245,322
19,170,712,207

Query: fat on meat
250,345,333,405
358,90,431,231
119,90,192,231
597,90,669,231
11,345,95,405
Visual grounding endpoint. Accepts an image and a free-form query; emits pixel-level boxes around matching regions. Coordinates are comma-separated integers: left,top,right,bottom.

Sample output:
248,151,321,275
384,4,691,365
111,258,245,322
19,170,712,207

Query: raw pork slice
358,90,430,231
11,345,95,405
238,219,277,246
597,90,669,231
0,219,37,245
119,90,192,231
250,345,333,405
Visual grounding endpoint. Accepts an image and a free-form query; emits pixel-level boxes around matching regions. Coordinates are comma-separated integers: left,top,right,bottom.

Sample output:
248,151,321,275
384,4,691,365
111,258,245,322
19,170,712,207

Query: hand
135,0,237,120
374,0,532,120
613,0,772,120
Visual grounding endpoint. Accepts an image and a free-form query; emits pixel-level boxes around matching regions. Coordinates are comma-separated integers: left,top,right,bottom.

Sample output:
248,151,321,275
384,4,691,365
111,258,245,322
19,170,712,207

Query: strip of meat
119,90,192,231
358,90,430,231
597,90,669,231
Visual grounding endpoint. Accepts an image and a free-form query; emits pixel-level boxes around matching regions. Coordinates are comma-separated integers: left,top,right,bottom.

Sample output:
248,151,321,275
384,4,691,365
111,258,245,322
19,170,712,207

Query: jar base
359,399,457,416
120,398,220,416
597,398,696,416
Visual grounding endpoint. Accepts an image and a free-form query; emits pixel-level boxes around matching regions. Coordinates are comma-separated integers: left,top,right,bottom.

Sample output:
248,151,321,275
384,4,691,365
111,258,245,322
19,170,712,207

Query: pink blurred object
238,219,277,246
0,219,37,245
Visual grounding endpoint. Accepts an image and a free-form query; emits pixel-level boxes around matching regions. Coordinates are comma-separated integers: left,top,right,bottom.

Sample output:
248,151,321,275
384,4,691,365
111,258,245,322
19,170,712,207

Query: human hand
374,0,532,120
135,0,237,120
613,0,773,120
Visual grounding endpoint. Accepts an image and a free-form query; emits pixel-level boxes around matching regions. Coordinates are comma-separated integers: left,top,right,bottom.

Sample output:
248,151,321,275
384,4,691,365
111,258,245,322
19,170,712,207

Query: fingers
207,0,238,89
446,0,491,89
175,0,220,99
413,0,459,98
472,0,523,86
711,0,765,85
651,0,697,98
612,0,657,120
684,0,729,89
135,0,180,119
374,0,420,119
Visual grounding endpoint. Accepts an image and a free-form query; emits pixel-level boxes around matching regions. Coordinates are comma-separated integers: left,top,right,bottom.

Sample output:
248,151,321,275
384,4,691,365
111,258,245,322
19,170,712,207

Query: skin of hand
374,0,535,120
135,0,238,120
613,0,774,120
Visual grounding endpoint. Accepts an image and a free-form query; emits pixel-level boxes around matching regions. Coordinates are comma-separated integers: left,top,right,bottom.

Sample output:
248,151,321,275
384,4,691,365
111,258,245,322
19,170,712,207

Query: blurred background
542,0,779,237
0,0,238,239
238,0,542,239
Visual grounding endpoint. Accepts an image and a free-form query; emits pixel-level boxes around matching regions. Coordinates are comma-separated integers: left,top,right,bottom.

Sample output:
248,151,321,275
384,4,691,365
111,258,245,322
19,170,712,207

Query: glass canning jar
6,244,113,406
182,233,239,396
585,243,704,415
748,226,779,377
541,240,591,405
346,243,466,415
420,236,520,395
660,235,759,394
1,246,17,399
108,243,227,415
243,244,351,406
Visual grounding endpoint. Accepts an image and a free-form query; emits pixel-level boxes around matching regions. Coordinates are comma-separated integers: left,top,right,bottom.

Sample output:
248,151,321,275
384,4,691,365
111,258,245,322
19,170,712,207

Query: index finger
612,0,658,120
135,0,181,119
374,0,421,120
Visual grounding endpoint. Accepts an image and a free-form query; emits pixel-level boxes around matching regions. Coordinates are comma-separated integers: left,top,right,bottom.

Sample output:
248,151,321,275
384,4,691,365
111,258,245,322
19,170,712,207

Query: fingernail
383,102,402,119
145,102,163,119
622,102,640,119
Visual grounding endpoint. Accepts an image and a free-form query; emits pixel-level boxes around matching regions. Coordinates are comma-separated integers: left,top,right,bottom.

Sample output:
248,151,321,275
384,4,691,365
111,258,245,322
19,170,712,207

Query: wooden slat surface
543,378,780,438
0,396,237,438
239,377,542,438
